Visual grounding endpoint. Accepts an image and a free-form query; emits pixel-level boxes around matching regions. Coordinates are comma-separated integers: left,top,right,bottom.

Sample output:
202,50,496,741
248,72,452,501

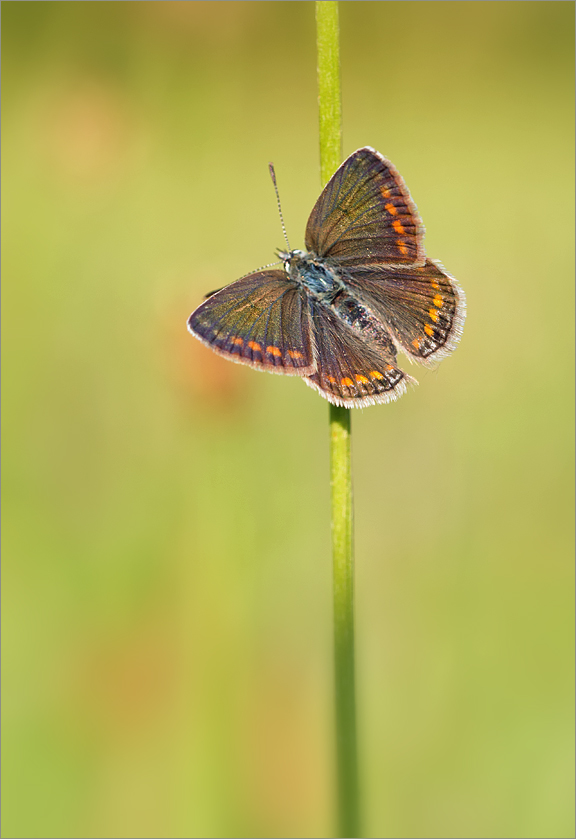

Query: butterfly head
278,248,306,275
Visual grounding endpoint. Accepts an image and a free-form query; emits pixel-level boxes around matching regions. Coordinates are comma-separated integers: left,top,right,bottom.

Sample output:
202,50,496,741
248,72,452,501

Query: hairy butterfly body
188,147,465,408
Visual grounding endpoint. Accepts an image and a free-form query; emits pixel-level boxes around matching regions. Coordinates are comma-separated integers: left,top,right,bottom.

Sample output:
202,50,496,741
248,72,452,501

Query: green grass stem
316,3,360,836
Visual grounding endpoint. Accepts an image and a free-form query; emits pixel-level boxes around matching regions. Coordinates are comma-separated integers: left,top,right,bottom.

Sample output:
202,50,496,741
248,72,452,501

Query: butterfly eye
277,250,292,273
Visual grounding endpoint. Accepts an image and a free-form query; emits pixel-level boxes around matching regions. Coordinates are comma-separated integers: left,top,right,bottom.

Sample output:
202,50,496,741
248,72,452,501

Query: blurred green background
2,2,574,837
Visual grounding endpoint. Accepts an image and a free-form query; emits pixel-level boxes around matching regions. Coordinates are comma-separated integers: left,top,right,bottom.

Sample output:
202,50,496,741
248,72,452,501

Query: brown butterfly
188,147,465,407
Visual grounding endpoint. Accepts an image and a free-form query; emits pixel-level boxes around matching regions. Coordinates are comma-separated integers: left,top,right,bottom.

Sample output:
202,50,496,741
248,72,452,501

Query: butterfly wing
188,270,315,375
305,147,425,268
345,259,466,366
305,300,414,408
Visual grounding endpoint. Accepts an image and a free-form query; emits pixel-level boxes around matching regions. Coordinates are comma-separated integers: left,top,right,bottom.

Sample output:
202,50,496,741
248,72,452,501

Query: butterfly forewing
305,301,413,408
188,271,315,375
305,147,425,268
346,259,466,365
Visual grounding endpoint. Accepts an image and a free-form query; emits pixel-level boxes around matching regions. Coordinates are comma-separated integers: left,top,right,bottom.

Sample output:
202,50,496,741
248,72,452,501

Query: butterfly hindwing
345,259,466,366
305,147,425,268
305,300,413,408
188,270,315,375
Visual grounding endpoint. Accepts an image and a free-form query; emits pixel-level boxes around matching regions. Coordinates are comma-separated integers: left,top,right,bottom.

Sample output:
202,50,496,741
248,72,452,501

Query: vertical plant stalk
316,3,360,837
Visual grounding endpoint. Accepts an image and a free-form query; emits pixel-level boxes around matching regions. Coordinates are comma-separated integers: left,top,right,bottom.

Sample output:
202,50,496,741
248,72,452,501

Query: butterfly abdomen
330,292,398,359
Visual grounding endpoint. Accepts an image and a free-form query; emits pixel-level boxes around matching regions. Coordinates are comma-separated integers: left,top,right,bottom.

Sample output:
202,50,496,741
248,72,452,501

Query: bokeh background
2,2,574,837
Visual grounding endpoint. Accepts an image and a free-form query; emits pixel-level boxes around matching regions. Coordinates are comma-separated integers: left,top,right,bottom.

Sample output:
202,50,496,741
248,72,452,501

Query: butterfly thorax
282,249,343,303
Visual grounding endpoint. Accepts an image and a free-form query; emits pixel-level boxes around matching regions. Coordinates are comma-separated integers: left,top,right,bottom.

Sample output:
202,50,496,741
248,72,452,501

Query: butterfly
187,147,465,408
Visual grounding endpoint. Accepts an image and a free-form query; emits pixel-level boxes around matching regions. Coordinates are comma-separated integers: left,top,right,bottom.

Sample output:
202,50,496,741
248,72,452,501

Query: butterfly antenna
203,260,282,297
269,163,291,252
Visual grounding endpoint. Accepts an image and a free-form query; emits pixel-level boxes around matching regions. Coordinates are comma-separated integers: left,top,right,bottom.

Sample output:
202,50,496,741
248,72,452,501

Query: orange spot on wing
433,294,443,308
231,337,243,345
392,220,406,235
341,377,354,387
384,202,397,215
429,309,439,322
424,324,434,336
266,346,282,357
355,375,370,384
248,340,262,351
381,187,391,199
412,337,421,350
327,376,337,384
370,370,384,379
432,280,441,290
287,350,303,359
397,241,409,256
385,364,394,372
